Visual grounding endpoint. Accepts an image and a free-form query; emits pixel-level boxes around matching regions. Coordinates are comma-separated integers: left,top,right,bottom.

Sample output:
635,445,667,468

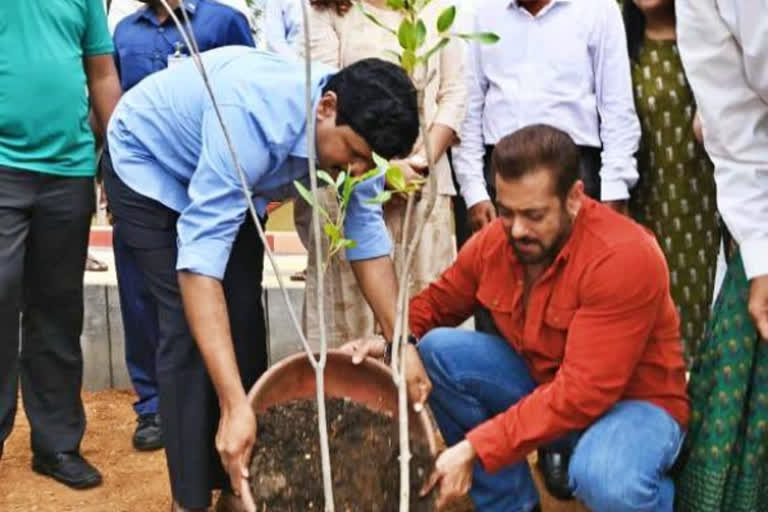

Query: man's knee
417,327,464,373
569,455,668,512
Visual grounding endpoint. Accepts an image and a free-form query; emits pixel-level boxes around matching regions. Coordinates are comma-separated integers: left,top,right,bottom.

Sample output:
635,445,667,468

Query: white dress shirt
453,0,641,207
263,0,303,57
677,0,768,280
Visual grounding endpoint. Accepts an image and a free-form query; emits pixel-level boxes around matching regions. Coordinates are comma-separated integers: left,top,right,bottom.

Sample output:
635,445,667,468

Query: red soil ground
0,390,588,512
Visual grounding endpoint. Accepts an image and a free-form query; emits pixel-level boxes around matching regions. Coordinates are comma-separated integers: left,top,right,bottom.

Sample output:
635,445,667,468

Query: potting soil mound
250,397,436,511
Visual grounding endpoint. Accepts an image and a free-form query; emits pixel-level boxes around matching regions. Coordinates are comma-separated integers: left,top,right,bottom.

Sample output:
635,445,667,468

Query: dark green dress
629,38,719,360
675,249,768,511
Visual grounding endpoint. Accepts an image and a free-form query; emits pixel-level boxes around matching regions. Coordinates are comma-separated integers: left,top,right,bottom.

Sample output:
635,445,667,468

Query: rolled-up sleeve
343,173,392,261
176,105,271,279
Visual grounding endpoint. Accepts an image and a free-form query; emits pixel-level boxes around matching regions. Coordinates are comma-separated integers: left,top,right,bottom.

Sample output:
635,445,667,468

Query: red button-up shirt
409,199,690,473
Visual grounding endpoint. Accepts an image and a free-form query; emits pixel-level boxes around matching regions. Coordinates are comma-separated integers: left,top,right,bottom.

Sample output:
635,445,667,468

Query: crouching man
346,124,689,512
104,46,418,511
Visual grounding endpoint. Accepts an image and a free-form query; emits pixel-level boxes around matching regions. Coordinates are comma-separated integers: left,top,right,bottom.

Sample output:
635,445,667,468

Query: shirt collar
136,0,199,25
508,0,572,14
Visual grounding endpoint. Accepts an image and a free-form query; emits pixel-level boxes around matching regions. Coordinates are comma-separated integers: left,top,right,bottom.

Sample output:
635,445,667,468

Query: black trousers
0,167,94,455
450,144,602,334
101,152,267,507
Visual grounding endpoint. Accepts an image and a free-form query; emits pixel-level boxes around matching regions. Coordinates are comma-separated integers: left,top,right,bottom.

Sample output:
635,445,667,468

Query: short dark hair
323,58,419,160
491,124,581,200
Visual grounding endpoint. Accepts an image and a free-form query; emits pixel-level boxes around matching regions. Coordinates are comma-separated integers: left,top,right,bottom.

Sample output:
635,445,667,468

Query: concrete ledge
82,282,307,392
81,248,307,392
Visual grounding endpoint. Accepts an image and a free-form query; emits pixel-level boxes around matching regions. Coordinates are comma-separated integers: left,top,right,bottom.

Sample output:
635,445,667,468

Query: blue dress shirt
106,46,390,280
113,0,254,91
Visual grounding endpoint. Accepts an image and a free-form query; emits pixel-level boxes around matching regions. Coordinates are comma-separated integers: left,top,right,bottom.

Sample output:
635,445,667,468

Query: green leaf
401,49,417,74
323,222,341,240
365,190,393,204
420,37,449,63
356,2,397,35
386,165,407,191
398,20,418,51
335,170,346,189
372,152,391,172
386,0,405,9
415,19,427,49
342,238,357,248
293,180,317,209
293,180,330,220
456,32,501,44
352,168,381,186
436,6,456,33
317,170,336,187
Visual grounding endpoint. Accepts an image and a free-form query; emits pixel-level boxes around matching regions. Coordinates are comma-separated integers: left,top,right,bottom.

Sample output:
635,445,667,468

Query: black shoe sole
133,436,163,452
32,460,103,489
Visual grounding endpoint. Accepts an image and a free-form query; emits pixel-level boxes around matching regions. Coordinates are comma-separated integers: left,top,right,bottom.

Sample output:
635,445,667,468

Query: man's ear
566,180,584,219
316,91,338,122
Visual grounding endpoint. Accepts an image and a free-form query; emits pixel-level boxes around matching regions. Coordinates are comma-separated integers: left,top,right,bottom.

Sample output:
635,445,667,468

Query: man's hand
216,400,257,512
404,343,432,412
421,440,476,509
603,199,629,215
749,275,768,341
341,339,432,412
467,200,496,232
340,335,388,363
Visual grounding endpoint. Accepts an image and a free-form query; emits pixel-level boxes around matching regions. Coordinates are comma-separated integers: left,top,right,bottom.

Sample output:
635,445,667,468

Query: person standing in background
623,0,719,361
452,0,641,248
0,0,121,489
298,0,466,348
109,0,254,455
673,1,768,509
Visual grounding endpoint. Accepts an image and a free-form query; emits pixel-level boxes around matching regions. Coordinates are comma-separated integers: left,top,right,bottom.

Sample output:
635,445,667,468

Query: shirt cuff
462,182,491,209
600,179,630,201
176,238,231,280
465,416,514,474
740,239,768,279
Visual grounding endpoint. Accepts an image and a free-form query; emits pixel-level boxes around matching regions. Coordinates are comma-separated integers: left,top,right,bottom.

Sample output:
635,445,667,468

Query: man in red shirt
347,124,689,511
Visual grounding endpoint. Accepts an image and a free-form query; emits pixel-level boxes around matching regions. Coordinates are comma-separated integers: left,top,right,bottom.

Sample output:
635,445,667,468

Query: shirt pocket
543,303,577,331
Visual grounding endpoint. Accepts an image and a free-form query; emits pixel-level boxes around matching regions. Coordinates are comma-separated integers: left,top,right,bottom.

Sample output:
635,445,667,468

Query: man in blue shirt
103,46,418,511
111,0,254,455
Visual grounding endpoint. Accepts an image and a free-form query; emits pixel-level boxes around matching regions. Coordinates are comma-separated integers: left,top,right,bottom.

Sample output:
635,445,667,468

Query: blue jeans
418,328,685,512
113,229,160,417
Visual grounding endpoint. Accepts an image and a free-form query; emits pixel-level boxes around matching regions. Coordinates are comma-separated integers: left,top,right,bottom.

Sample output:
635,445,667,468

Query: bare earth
0,390,588,512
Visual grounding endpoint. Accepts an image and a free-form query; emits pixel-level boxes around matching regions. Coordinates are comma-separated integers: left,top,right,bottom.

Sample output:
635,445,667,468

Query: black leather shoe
133,413,163,451
32,451,102,489
537,447,574,500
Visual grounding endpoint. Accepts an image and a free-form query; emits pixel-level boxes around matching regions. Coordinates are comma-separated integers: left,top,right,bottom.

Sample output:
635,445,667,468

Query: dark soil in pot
249,397,436,511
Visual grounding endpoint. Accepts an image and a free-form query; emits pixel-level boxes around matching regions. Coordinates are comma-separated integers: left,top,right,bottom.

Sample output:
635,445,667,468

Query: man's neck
150,0,180,24
644,8,676,41
518,0,553,17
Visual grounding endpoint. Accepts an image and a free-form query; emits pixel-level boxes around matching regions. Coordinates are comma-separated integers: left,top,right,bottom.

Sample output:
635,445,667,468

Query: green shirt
0,0,114,176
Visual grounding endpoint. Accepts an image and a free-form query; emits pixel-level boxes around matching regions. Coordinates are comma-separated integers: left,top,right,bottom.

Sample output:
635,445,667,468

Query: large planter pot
247,349,438,455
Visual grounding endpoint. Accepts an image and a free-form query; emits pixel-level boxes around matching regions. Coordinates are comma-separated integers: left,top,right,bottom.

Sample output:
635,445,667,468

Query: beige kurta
299,0,467,348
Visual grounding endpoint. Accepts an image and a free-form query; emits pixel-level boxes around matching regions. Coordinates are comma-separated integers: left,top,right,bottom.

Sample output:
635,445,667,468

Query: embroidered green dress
629,38,719,360
675,249,768,511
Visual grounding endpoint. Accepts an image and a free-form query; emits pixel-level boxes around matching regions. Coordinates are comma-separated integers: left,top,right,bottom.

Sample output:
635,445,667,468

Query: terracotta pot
247,349,438,455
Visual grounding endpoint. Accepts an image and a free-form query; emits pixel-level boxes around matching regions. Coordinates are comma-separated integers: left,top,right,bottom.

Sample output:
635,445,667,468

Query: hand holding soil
216,400,258,512
421,440,477,509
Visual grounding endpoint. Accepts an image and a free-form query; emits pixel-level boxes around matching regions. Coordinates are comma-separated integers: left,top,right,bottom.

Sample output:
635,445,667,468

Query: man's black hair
323,58,419,160
492,124,581,200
